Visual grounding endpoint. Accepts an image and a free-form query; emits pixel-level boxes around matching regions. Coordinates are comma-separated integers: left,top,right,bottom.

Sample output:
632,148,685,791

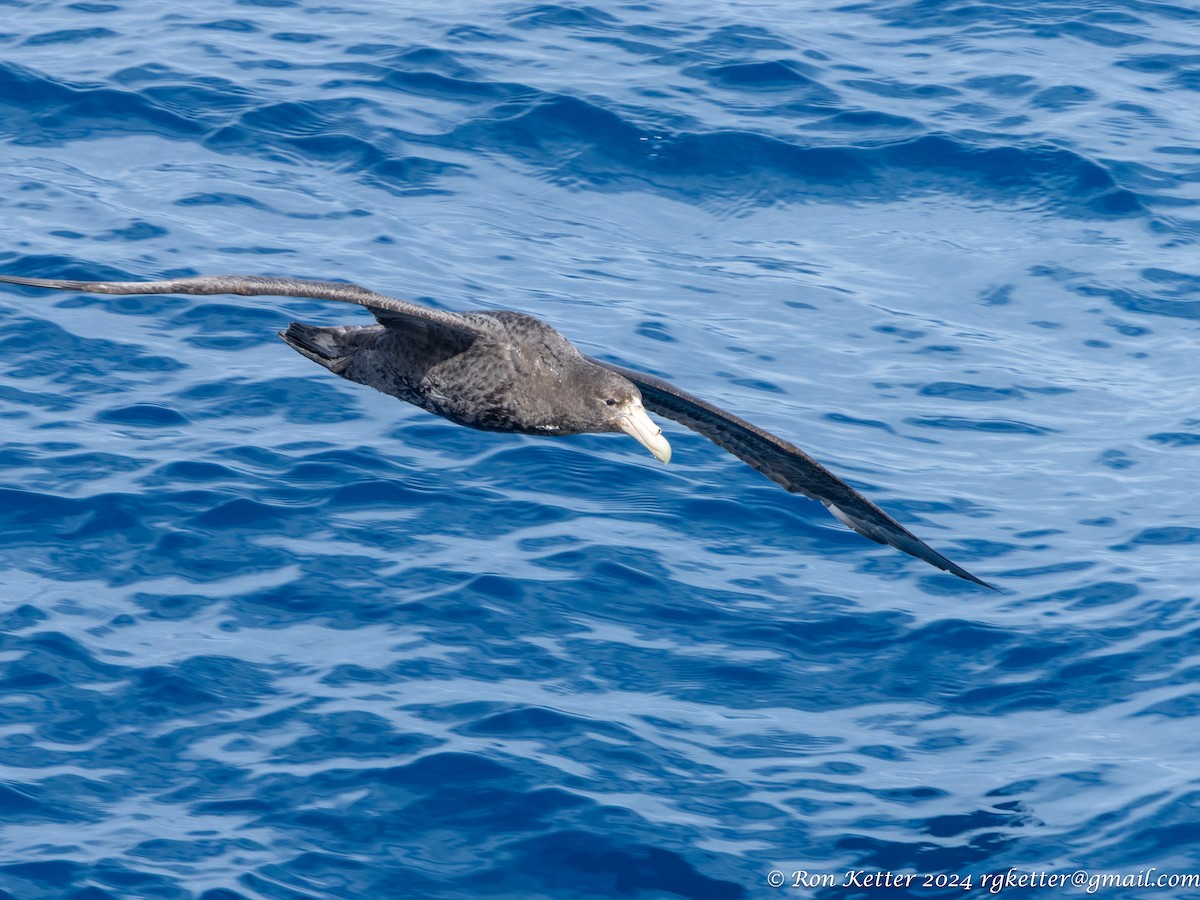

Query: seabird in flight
0,273,995,588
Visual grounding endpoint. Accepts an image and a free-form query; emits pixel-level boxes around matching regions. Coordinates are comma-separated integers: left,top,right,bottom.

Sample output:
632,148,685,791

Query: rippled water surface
3,1,1200,898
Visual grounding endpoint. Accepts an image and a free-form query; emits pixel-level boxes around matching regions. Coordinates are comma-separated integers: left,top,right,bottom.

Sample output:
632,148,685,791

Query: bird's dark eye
604,398,617,406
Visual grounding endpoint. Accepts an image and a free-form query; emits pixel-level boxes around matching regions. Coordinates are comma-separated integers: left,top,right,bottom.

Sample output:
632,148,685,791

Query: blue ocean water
2,1,1200,898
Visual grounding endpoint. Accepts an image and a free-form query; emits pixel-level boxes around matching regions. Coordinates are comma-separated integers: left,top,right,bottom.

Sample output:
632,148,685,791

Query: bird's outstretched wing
0,274,487,337
591,357,995,589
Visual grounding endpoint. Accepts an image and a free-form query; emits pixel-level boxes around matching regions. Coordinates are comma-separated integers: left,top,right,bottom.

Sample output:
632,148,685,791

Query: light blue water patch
2,1,1200,898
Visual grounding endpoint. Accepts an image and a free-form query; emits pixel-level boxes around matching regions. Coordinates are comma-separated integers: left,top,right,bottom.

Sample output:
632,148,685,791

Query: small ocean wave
441,93,1146,217
0,62,210,146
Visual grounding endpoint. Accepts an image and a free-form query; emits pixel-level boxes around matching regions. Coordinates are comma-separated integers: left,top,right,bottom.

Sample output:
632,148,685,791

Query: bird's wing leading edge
0,274,487,338
592,357,995,589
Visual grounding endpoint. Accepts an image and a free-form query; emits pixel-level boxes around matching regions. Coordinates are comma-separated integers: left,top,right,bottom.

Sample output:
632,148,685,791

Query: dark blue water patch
0,787,58,830
205,114,465,197
0,603,48,635
92,220,166,243
0,861,91,898
337,478,576,546
1148,430,1200,447
1030,84,1097,110
445,103,1148,216
1143,265,1200,291
726,375,785,394
448,92,646,177
12,50,464,195
0,487,100,539
506,4,622,31
1046,19,1147,48
843,0,1200,37
1117,51,1200,75
274,711,440,764
174,376,361,424
1120,53,1200,94
129,591,218,621
135,523,288,582
487,831,746,900
234,756,748,899
955,629,1200,716
330,53,527,104
0,632,117,701
147,459,246,485
192,496,293,528
19,857,193,899
23,26,119,47
130,836,261,870
133,656,274,714
109,63,255,116
918,382,1026,402
1080,267,1200,321
228,559,427,629
457,707,683,781
174,191,272,215
823,108,924,135
684,59,844,119
1120,525,1200,547
96,403,189,427
0,383,77,414
1098,448,1135,470
326,477,433,510
216,442,379,482
634,320,676,342
962,73,1039,98
1106,790,1200,868
169,300,300,349
874,137,1143,216
0,62,209,148
220,96,350,138
464,441,665,513
269,30,328,45
994,639,1074,671
875,324,926,341
173,445,415,501
1083,282,1200,320
445,22,524,44
824,412,897,433
691,59,827,92
0,480,343,586
727,610,1047,712
840,76,961,101
1,321,186,407
697,22,794,53
1137,692,1200,718
197,18,259,34
176,191,371,223
905,415,1055,435
1036,580,1139,610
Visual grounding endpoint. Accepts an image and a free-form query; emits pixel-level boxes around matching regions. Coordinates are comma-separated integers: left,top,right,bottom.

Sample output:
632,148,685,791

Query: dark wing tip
826,501,997,590
591,356,997,590
901,540,998,591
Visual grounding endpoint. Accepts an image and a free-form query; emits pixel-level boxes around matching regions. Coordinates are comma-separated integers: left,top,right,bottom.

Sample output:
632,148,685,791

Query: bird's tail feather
279,322,353,374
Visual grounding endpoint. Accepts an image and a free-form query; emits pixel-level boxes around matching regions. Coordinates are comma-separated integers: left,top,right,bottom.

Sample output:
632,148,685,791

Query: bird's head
574,366,671,464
